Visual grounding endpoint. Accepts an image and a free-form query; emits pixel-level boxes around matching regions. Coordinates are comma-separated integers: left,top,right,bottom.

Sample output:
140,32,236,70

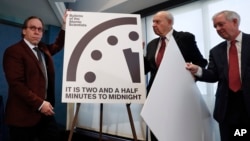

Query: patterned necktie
228,40,241,92
156,37,166,67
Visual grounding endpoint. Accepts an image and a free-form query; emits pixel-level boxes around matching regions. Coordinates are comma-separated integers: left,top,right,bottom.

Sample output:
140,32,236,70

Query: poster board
62,11,146,103
141,36,212,141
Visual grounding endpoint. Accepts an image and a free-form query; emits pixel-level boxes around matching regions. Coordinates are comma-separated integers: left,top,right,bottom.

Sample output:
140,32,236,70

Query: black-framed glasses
27,26,44,33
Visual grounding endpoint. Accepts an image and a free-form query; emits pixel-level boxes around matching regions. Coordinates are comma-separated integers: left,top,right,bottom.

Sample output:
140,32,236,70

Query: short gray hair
212,10,240,26
157,11,174,25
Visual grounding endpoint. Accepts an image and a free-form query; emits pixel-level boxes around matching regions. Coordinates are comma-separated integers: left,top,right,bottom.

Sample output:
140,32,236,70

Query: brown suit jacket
3,30,65,127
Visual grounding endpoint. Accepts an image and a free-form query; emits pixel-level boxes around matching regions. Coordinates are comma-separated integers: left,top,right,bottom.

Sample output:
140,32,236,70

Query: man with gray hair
186,10,250,141
144,10,207,141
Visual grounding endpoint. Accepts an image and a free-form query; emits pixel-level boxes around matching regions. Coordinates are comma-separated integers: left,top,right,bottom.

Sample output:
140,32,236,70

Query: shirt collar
162,29,173,41
166,29,174,41
23,38,37,50
227,32,242,45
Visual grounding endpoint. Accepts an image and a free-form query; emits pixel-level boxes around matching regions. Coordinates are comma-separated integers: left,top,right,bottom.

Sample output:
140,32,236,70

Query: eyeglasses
27,26,44,33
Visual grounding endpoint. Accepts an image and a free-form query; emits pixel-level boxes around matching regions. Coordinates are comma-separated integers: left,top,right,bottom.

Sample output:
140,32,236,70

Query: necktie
34,47,48,88
228,40,241,92
156,37,166,67
34,47,46,76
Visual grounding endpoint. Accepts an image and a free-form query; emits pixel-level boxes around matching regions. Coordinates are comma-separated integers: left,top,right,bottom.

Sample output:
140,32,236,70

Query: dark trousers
219,90,250,141
9,116,60,141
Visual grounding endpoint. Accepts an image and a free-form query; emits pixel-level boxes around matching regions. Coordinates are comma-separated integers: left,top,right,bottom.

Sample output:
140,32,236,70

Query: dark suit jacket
197,33,250,123
3,30,65,127
144,30,208,91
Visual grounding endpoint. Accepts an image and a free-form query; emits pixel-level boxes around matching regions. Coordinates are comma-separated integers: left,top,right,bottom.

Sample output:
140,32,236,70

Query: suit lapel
218,42,229,80
21,40,46,77
151,38,160,53
241,33,250,80
172,30,178,41
148,38,160,67
39,44,55,78
21,40,39,64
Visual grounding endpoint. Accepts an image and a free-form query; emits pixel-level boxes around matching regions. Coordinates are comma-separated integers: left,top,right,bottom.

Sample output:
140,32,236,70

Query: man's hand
186,62,199,75
40,101,55,116
62,9,71,30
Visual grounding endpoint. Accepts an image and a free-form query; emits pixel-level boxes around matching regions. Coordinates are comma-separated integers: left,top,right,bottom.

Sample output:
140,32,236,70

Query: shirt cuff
62,24,66,30
195,67,202,77
38,101,45,111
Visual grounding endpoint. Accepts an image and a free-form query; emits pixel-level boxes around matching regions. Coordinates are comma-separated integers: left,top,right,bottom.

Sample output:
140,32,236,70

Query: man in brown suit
3,11,68,141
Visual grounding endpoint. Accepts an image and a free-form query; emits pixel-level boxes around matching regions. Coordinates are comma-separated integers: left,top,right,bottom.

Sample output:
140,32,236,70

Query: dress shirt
155,29,173,61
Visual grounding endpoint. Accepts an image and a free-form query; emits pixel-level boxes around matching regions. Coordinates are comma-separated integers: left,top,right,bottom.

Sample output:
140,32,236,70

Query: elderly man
144,10,207,141
186,10,250,141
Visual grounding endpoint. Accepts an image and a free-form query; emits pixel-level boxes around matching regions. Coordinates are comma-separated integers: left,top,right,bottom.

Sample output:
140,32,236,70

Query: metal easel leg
68,103,81,141
99,103,103,141
126,103,138,141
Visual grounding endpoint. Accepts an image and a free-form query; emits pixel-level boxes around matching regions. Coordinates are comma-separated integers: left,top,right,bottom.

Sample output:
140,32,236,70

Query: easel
67,103,138,141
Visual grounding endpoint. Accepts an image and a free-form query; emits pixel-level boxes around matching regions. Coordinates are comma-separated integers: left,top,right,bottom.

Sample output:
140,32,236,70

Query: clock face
62,12,146,103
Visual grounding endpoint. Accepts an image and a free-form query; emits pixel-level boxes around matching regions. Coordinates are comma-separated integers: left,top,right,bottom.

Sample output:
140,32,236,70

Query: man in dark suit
3,11,68,141
144,11,207,141
186,10,250,141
